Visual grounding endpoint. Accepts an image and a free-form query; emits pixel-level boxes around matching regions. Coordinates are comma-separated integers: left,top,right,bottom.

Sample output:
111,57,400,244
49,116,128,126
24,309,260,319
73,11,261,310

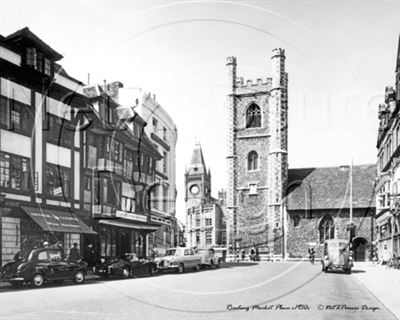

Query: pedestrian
241,249,246,261
151,245,158,260
250,247,255,261
255,247,259,261
308,247,315,264
68,243,80,262
83,244,96,275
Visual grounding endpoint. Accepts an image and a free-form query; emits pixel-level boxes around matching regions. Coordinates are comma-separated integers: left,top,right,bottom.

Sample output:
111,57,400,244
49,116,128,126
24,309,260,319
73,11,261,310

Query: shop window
0,152,30,191
246,103,261,128
319,214,335,243
45,164,71,198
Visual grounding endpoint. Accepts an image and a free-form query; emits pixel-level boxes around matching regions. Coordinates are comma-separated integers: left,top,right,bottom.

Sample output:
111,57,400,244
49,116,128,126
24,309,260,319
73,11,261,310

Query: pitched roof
287,164,376,211
187,141,207,174
5,27,62,61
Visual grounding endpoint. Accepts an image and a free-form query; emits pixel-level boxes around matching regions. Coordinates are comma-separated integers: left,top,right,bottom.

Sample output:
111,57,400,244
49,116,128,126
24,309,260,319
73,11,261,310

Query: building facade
287,165,376,261
375,35,400,262
117,89,178,255
225,49,288,256
0,27,95,265
0,27,164,265
185,142,226,248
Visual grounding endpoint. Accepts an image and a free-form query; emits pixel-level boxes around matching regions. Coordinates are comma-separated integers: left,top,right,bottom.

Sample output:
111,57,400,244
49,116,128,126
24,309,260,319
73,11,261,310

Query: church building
225,49,288,257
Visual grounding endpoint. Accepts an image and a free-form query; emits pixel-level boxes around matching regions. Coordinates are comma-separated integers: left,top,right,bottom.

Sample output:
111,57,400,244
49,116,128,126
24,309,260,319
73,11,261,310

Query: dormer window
44,58,51,76
25,47,52,76
26,47,36,67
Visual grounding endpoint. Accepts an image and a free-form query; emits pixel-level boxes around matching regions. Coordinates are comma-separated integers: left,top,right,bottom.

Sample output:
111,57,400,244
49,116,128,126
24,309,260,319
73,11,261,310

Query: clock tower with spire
184,141,212,209
185,141,226,248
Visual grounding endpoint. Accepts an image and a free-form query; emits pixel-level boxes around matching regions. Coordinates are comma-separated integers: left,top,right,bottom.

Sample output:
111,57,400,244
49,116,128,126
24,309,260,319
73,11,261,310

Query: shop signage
116,210,147,222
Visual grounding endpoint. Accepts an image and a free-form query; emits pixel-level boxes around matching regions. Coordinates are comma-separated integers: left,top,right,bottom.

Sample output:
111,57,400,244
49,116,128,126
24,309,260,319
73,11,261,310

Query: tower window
246,103,261,128
247,151,258,171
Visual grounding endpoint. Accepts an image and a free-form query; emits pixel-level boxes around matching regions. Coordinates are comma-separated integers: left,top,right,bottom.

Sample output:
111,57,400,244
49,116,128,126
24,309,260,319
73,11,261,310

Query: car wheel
121,267,130,278
32,274,44,288
178,264,184,274
74,271,85,284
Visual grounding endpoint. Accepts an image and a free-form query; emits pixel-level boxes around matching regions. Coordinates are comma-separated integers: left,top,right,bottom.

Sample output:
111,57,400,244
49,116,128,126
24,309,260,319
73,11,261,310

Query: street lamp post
341,162,356,243
0,193,6,266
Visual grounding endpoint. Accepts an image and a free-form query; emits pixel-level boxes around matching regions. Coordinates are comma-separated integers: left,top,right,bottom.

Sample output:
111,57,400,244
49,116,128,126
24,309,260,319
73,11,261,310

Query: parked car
321,239,353,274
96,253,156,278
0,248,87,288
195,247,221,268
154,247,201,273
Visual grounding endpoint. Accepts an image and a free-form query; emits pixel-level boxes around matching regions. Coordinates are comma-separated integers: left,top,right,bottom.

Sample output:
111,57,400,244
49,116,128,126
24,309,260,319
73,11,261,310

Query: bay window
45,164,71,198
0,152,30,192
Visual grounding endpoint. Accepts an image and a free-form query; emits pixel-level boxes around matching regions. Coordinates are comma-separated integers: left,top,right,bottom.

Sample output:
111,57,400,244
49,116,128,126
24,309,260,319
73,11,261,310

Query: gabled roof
5,27,63,61
287,164,376,211
187,141,207,174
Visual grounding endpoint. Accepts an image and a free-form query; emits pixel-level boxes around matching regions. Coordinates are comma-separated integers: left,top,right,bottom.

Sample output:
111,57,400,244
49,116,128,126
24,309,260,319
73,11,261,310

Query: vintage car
0,248,87,288
96,253,156,278
154,247,202,273
321,239,353,274
195,247,221,268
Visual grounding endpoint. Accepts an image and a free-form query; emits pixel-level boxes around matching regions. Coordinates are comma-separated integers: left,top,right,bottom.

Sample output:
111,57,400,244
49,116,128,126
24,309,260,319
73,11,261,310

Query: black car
96,253,156,278
0,248,88,288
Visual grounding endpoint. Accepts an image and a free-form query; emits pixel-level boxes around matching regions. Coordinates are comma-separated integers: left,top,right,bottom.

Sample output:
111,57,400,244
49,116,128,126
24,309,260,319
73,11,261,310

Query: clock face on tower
190,184,200,195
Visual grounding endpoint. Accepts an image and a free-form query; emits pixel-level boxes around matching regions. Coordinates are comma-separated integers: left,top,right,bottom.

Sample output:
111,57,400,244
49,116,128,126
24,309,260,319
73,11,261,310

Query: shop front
97,215,160,260
1,205,96,265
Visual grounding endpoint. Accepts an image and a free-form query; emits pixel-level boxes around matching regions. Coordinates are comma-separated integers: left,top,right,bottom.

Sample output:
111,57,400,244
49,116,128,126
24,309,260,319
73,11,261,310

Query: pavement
351,261,400,319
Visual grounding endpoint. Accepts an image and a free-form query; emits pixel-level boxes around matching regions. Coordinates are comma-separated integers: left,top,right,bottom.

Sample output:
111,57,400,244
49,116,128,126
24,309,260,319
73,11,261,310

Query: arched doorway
352,237,368,261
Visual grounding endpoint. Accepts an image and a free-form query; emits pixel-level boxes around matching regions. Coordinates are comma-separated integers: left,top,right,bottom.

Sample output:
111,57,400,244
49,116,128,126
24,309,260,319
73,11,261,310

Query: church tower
225,49,288,257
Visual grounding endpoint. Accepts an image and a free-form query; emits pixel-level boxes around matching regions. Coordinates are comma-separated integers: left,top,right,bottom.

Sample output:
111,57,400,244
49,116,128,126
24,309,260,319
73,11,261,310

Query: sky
1,0,399,223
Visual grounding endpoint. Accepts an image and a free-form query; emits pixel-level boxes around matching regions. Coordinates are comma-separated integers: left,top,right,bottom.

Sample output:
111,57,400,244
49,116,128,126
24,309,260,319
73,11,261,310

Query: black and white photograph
0,0,399,319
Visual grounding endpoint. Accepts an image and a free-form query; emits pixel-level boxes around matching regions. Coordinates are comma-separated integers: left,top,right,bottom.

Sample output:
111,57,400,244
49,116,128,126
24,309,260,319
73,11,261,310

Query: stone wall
287,208,374,259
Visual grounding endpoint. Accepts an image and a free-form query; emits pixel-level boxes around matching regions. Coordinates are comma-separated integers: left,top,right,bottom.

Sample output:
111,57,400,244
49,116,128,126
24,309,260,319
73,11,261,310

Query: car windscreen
164,249,177,256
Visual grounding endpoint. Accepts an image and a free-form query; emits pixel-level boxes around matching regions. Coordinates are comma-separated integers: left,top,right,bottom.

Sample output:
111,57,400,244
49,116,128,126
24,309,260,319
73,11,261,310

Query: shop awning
98,219,161,233
21,206,97,234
